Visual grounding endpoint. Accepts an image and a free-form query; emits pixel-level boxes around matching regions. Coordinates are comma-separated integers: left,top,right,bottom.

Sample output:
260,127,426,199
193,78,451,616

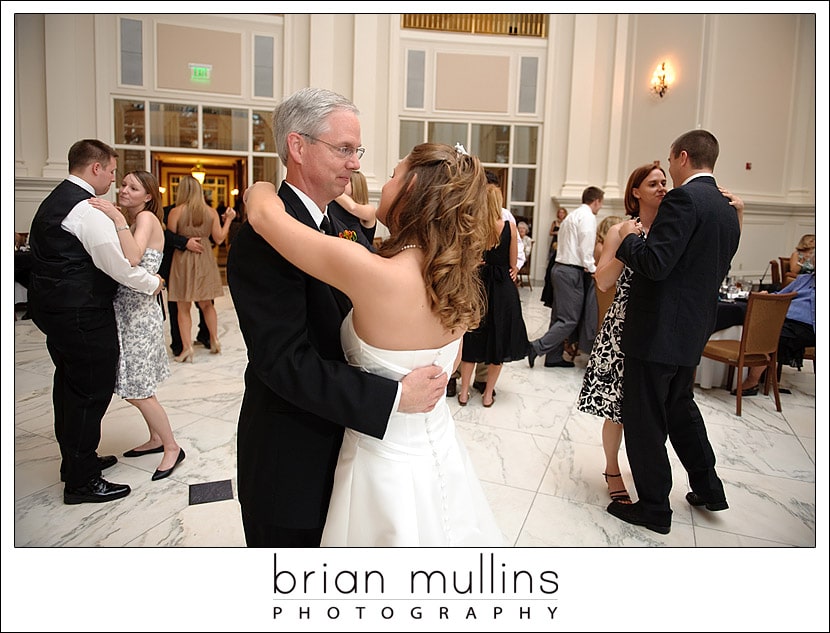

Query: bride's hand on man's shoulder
243,181,277,204
88,197,125,222
244,182,285,230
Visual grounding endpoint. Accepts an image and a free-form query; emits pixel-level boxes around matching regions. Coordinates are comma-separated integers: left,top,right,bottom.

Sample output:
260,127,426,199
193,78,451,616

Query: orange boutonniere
339,229,358,241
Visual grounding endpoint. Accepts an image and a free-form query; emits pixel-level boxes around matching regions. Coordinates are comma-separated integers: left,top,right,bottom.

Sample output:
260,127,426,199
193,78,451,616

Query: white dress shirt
554,203,597,273
61,175,160,294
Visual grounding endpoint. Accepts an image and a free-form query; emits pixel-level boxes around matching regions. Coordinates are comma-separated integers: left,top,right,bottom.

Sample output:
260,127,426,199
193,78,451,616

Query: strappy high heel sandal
603,472,632,504
210,339,222,354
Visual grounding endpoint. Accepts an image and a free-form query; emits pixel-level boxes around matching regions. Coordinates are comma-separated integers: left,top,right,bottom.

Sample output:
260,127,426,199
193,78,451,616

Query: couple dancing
228,88,504,547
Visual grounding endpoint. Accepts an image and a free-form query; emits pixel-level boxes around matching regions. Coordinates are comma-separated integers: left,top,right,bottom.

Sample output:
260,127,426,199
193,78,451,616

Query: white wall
11,12,818,281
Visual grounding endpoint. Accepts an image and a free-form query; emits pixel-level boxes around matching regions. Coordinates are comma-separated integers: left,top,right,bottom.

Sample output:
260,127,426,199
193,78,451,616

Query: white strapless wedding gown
321,311,505,547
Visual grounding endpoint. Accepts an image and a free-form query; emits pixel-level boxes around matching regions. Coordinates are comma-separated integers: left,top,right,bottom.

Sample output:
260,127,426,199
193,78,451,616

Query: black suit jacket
616,175,740,366
226,181,397,529
327,199,377,246
160,205,188,282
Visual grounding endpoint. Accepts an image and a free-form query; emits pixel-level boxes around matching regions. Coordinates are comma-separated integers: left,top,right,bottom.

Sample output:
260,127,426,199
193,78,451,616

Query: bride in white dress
245,143,505,546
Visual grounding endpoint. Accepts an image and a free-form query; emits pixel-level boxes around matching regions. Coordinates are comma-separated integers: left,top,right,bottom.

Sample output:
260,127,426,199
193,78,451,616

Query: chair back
740,292,796,357
596,281,616,326
517,253,532,288
779,256,791,279
769,259,781,286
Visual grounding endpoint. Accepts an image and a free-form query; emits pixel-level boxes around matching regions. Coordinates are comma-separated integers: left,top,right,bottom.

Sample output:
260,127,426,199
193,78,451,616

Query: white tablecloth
695,325,747,389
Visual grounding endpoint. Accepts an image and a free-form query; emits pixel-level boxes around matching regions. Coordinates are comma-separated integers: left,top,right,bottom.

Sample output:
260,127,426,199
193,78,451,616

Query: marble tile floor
11,285,819,549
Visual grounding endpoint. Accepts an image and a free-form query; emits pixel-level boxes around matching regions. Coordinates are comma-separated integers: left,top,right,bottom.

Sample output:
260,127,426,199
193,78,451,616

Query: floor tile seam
715,463,818,484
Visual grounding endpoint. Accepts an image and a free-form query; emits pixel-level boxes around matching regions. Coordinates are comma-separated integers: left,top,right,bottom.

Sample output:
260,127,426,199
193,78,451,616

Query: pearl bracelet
116,225,130,232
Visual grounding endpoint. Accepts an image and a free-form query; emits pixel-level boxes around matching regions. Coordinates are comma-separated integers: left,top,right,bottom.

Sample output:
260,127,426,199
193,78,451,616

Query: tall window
399,119,539,236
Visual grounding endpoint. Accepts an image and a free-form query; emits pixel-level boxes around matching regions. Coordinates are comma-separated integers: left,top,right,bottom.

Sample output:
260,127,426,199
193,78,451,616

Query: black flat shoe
446,377,457,398
473,381,496,397
123,445,164,458
64,476,131,505
544,359,575,368
151,448,186,481
685,491,729,511
98,454,117,470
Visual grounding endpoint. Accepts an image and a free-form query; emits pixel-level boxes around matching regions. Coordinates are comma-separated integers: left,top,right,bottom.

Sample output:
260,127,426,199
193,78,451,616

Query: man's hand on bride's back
398,365,449,413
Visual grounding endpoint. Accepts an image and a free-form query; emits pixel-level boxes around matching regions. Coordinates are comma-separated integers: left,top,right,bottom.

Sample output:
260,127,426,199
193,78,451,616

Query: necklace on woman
400,244,421,251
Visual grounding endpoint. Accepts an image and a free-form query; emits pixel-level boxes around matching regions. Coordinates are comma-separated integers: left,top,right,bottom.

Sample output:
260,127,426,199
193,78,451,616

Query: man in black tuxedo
227,88,447,547
608,129,741,534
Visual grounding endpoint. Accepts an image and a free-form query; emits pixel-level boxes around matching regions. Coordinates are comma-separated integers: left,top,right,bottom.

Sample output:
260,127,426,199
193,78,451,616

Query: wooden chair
779,256,797,285
769,259,781,287
701,291,796,416
517,253,532,289
804,346,816,371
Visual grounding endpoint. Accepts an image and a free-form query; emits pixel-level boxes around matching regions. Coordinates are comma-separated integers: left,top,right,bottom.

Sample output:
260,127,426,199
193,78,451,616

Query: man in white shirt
28,139,164,505
527,186,603,368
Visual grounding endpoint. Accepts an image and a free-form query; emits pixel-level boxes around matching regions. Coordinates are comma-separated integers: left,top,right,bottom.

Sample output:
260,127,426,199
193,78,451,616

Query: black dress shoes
527,345,538,368
446,377,457,398
607,500,671,534
151,448,186,481
685,491,729,511
98,454,117,470
64,476,131,505
473,381,495,397
60,454,117,483
123,445,165,457
544,359,575,368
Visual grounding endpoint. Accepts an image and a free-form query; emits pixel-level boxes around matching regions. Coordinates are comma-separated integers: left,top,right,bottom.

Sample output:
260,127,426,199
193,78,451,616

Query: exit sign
188,63,213,83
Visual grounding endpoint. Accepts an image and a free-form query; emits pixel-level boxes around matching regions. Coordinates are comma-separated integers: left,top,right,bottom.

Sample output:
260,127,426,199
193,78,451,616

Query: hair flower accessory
454,142,469,156
339,229,358,241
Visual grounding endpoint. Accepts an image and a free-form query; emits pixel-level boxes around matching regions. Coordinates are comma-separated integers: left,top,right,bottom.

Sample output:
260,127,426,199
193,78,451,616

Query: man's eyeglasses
298,132,365,160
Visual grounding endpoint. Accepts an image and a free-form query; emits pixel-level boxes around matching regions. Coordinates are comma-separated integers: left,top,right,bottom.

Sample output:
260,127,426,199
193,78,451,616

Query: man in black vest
28,139,164,505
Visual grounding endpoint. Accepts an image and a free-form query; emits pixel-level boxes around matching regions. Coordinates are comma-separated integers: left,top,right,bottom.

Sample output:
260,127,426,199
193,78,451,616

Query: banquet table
695,299,748,390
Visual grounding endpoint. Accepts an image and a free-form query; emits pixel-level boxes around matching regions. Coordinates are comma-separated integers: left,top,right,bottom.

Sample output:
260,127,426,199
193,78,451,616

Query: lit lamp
191,163,206,184
650,61,673,98
158,186,167,195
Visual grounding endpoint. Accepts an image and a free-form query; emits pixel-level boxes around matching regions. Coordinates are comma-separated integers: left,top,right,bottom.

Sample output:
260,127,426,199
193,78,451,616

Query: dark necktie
320,215,333,236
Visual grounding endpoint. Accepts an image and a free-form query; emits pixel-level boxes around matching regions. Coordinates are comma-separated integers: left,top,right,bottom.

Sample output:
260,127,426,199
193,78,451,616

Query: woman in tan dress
167,175,235,361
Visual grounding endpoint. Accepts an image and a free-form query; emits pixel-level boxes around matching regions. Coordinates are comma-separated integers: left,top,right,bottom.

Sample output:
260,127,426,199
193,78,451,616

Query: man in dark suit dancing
608,129,741,534
227,88,447,547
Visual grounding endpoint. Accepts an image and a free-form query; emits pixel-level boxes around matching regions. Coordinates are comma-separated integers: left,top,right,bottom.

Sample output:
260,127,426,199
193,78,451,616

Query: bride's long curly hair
377,143,494,333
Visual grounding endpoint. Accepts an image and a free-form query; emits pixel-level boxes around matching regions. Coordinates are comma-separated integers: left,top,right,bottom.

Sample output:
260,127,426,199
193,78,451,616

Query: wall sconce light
231,188,239,196
650,61,674,98
158,186,167,195
191,163,206,184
